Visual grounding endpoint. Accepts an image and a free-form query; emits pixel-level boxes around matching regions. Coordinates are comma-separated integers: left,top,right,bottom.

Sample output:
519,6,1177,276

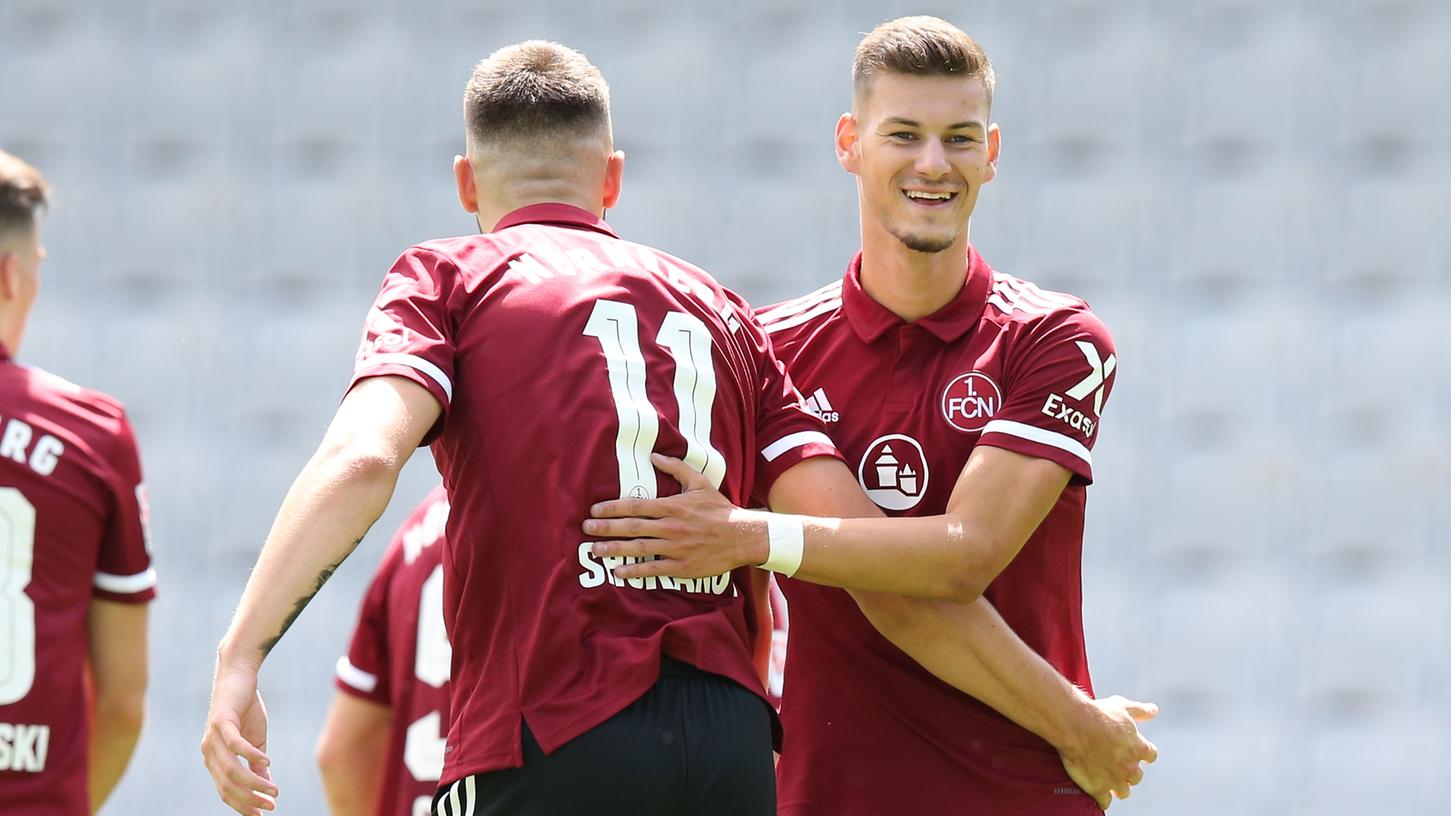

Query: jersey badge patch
941,372,1001,433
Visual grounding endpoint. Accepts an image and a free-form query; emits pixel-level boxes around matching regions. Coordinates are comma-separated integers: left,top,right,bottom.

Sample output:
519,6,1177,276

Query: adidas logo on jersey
803,388,839,423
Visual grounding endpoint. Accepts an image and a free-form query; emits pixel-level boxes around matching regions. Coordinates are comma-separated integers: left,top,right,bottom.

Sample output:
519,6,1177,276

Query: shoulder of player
754,279,846,338
408,234,503,269
19,364,133,431
984,270,1111,343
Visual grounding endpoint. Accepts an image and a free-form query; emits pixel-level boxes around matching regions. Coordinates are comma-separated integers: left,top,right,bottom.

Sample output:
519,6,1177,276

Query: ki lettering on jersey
803,387,839,423
577,544,737,596
940,372,1001,433
0,722,50,772
1040,341,1116,438
0,416,65,477
858,434,930,511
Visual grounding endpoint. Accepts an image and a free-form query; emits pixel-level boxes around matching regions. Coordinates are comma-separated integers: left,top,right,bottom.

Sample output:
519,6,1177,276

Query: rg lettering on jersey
0,723,50,772
0,417,64,476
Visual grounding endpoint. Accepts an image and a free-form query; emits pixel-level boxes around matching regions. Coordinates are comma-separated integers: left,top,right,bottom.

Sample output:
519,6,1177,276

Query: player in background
0,150,155,815
316,486,450,816
202,41,841,816
587,17,1155,813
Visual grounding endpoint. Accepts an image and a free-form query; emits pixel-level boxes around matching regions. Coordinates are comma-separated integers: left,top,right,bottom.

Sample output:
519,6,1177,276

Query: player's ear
835,112,861,175
602,149,625,211
983,123,1001,184
453,154,479,214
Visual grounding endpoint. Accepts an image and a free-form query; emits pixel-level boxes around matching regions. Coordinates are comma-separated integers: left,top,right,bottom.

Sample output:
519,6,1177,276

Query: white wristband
760,516,805,577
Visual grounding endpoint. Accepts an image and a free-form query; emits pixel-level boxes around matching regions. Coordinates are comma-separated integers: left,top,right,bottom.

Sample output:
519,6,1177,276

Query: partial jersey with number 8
0,345,156,815
349,203,840,789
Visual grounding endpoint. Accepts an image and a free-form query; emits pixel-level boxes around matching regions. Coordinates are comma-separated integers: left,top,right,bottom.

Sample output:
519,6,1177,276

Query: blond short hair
853,16,995,106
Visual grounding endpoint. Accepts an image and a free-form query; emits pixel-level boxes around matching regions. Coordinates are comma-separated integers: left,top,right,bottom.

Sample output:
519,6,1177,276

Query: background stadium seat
3,2,1444,813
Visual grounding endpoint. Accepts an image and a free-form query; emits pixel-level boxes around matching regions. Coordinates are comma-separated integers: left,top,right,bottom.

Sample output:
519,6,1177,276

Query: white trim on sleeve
980,419,1093,468
335,656,379,693
761,431,836,462
362,353,454,401
93,567,158,594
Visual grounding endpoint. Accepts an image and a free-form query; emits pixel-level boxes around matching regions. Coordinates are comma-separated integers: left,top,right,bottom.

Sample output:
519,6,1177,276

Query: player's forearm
744,511,994,602
318,750,385,816
850,590,1096,752
88,695,145,813
217,443,401,670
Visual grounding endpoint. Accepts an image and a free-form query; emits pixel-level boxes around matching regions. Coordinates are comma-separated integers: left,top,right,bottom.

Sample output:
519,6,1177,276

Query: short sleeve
977,310,1116,485
334,549,396,705
350,247,459,445
94,413,157,603
739,305,842,494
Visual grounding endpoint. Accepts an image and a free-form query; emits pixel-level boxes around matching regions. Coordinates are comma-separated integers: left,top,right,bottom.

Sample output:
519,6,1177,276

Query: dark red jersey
760,248,1115,815
336,486,450,816
349,204,838,786
0,345,155,815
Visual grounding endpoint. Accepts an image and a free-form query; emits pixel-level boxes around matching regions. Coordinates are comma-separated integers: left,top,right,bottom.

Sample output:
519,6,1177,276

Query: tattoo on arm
258,539,360,657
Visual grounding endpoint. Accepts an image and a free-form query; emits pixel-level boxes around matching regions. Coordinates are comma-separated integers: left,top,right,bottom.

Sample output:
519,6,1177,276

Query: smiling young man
586,17,1152,814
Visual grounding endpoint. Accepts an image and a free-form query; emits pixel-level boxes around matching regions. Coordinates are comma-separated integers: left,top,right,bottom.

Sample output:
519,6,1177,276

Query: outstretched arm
201,376,439,816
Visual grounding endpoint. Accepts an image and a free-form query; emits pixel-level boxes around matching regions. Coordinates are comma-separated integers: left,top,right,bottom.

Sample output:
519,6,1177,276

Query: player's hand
201,664,278,815
584,454,767,579
1058,695,1158,810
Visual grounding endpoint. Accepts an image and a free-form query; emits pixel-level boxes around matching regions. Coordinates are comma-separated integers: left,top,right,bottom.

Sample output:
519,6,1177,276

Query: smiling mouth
903,190,958,207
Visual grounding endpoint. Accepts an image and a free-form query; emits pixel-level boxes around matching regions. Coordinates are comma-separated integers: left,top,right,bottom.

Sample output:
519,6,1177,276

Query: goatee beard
897,232,954,254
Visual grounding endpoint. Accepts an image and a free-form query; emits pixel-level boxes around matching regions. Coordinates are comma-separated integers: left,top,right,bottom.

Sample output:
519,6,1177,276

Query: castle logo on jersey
857,434,929,511
940,372,1001,433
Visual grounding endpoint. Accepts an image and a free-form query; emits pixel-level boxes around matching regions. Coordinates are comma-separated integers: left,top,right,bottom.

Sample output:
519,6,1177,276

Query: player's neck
478,193,605,233
0,318,21,359
858,233,971,323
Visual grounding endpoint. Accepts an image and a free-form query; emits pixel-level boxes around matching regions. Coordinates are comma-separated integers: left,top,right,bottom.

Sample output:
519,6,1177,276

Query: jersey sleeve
739,304,842,494
94,412,157,603
977,309,1116,485
350,246,459,445
334,547,397,705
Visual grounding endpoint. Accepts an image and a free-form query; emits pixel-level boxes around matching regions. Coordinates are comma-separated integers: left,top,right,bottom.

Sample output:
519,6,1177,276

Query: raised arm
201,376,439,816
87,599,149,814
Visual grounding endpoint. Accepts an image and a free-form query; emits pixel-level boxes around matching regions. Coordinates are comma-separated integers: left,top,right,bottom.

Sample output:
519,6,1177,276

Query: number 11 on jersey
583,299,727,500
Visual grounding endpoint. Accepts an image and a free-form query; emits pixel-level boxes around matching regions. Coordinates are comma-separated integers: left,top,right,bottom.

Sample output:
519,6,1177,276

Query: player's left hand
201,665,278,815
585,454,769,579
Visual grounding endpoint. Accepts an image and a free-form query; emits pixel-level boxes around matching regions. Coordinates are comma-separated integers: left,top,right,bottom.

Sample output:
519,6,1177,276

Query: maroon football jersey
0,345,156,816
761,249,1115,815
349,204,838,787
335,486,450,816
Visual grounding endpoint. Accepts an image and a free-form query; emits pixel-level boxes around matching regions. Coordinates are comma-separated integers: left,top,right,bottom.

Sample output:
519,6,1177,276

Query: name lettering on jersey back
576,543,736,596
508,244,744,335
0,417,64,477
0,723,50,772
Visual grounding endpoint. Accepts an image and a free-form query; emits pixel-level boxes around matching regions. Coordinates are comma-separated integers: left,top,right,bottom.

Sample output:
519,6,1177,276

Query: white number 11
583,299,727,499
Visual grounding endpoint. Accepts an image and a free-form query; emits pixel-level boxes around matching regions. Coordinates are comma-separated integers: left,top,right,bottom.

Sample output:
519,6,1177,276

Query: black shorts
433,657,776,816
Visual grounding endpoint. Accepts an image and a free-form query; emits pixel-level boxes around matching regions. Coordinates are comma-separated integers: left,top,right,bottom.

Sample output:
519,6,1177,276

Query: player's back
334,486,451,816
0,351,155,815
350,204,834,786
